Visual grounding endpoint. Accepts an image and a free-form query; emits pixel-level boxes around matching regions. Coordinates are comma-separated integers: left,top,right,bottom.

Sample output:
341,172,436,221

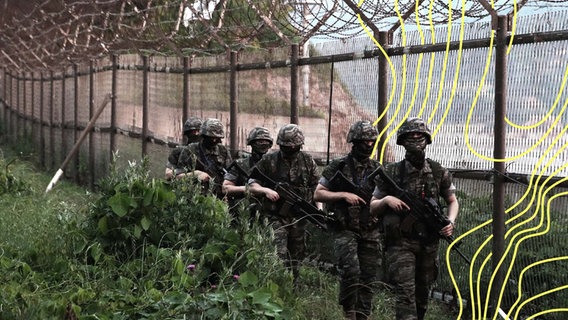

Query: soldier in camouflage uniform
165,116,202,180
313,120,382,320
174,118,232,198
222,127,273,215
370,118,459,320
248,124,320,282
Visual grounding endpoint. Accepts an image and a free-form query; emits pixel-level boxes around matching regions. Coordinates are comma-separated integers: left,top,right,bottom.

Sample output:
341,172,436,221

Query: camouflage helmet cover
276,124,304,147
247,127,273,145
396,117,432,145
347,120,378,143
200,118,224,138
183,116,202,132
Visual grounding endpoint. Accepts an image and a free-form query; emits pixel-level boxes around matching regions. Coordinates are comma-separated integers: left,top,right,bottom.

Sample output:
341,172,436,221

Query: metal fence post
49,70,55,170
73,63,79,182
16,71,20,142
491,14,508,312
61,67,67,166
2,68,6,125
377,31,390,163
8,71,12,137
111,55,117,156
326,60,334,165
142,55,149,156
89,60,95,189
183,56,190,123
22,71,27,140
39,71,45,168
229,51,238,155
31,71,35,144
290,44,299,125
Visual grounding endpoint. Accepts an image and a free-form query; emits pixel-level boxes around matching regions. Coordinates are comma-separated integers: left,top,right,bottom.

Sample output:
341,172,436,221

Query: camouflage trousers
335,228,383,318
267,215,307,281
385,237,439,320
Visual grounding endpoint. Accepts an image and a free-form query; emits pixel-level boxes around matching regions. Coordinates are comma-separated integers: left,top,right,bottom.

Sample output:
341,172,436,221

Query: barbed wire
0,0,564,71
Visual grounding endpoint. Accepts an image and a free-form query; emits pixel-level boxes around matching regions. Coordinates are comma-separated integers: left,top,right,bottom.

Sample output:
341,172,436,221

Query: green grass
0,148,95,254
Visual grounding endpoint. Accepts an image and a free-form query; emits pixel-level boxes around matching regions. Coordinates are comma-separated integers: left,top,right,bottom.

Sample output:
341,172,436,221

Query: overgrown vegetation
5,146,543,320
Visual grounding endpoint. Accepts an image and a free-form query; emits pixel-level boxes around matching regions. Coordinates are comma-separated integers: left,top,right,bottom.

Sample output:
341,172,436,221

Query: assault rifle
376,166,471,265
172,155,226,196
328,166,382,204
225,160,249,180
249,167,329,231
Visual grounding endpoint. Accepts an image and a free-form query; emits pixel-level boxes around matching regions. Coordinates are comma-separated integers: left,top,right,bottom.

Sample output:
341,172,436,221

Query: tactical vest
261,151,316,217
382,158,445,243
326,155,380,231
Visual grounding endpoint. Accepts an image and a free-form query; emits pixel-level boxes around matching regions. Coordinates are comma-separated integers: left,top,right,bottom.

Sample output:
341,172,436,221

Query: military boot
417,307,427,320
356,312,370,320
344,311,356,320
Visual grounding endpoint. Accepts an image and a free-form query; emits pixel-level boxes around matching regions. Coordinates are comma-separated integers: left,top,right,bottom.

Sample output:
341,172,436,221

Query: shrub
73,156,294,318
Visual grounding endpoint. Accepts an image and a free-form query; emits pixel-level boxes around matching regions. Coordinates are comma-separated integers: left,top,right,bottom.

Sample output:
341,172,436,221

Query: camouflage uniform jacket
166,145,186,170
175,142,232,184
320,154,381,230
224,154,256,186
373,158,454,242
250,150,320,215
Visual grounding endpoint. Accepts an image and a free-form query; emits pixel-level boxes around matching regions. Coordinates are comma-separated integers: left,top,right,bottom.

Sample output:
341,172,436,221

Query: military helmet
396,117,432,145
247,127,273,145
183,116,202,132
276,124,304,147
200,118,224,138
347,120,378,143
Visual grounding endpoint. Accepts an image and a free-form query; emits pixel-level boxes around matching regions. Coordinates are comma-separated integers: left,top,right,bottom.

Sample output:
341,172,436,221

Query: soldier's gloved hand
384,195,410,213
343,192,365,206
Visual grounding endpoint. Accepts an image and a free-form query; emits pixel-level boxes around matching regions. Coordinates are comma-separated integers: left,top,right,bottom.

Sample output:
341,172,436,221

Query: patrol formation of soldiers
166,117,459,320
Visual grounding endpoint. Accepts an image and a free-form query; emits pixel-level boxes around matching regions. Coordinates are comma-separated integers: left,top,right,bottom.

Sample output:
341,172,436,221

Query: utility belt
332,204,378,232
382,212,438,246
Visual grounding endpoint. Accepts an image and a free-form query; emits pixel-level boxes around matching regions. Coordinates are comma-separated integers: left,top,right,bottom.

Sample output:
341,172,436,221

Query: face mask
403,135,427,152
251,140,271,156
184,129,200,144
202,136,221,149
280,145,301,158
185,134,200,144
402,135,427,168
351,140,374,160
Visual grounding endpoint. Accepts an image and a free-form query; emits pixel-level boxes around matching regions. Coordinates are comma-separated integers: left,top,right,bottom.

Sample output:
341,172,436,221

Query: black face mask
184,129,200,144
250,140,271,157
202,136,221,150
351,140,374,161
185,133,200,144
402,135,427,168
280,145,301,159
